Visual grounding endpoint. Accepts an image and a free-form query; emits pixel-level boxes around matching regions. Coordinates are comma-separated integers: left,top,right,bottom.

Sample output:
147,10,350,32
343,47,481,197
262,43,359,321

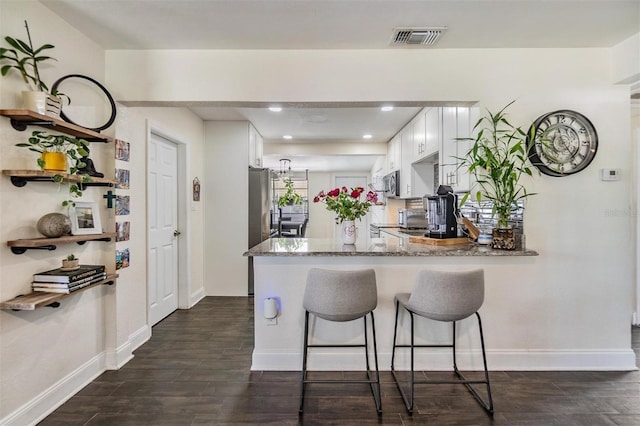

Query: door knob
173,230,181,236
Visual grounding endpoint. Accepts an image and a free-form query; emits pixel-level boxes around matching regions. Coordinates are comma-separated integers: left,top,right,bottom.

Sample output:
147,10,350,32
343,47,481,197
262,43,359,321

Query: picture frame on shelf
69,201,102,235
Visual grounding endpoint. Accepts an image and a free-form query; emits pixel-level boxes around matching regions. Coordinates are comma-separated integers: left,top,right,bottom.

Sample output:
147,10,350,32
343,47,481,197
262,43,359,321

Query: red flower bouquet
313,186,378,222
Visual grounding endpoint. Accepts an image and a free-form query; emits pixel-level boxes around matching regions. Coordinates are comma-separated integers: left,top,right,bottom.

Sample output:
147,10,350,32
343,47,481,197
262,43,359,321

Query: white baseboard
104,341,133,370
0,325,150,426
0,353,106,426
189,287,205,308
129,324,151,352
252,349,639,372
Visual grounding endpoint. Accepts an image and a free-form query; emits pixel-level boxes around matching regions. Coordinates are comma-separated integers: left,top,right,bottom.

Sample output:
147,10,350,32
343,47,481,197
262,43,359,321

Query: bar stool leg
299,310,310,414
369,312,382,414
390,301,416,414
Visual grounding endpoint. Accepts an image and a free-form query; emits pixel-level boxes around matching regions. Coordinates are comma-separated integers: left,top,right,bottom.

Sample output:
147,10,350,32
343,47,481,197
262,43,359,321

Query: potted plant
16,130,91,206
457,101,540,249
0,21,64,115
62,254,80,270
278,178,303,207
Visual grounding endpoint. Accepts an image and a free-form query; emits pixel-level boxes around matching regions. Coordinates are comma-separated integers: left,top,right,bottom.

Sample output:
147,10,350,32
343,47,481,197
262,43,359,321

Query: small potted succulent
62,254,80,270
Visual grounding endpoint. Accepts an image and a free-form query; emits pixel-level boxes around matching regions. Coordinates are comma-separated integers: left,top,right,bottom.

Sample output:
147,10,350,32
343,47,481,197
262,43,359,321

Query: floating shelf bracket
10,118,54,132
10,245,56,255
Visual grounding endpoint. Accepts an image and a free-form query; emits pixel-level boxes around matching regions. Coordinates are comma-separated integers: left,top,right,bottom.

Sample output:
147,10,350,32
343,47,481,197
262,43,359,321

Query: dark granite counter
244,236,538,257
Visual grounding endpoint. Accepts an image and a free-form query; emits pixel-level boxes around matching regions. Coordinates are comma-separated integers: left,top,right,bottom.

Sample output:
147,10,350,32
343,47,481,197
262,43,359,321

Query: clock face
527,110,598,176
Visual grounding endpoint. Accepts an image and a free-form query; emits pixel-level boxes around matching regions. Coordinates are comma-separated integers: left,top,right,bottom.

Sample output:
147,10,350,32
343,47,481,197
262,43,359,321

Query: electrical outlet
266,317,278,326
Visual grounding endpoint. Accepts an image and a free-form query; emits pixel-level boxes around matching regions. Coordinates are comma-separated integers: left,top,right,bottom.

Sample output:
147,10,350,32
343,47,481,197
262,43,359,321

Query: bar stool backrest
406,269,484,322
304,268,377,322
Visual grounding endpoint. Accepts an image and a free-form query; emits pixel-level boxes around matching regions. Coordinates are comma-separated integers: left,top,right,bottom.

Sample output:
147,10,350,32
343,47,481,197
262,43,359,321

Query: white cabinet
423,107,440,158
439,107,471,193
387,135,401,172
412,111,426,160
248,123,263,168
400,126,414,198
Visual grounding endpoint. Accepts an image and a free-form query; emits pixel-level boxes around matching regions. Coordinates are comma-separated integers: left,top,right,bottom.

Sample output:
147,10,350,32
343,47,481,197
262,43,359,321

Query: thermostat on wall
600,168,620,181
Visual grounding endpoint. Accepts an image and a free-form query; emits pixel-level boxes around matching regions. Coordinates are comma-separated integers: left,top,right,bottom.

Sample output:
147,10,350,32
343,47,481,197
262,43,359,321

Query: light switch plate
600,168,620,181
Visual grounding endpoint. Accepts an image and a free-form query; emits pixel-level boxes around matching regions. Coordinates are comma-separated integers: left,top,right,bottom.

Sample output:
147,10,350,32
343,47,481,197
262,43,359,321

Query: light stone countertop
244,235,538,257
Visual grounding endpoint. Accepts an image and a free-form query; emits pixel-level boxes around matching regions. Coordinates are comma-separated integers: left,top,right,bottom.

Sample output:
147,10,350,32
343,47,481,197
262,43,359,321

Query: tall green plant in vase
457,101,541,248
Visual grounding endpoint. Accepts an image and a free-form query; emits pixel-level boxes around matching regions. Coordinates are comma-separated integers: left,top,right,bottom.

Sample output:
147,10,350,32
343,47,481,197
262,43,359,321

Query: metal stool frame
390,299,494,415
299,310,382,415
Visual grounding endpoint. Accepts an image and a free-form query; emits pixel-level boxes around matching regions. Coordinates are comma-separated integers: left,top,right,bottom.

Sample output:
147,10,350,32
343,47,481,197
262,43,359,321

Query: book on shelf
33,265,106,284
32,273,108,293
32,272,107,288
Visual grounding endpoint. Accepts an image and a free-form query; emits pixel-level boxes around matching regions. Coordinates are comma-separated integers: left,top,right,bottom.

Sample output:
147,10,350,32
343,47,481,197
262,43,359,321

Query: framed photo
115,195,130,215
115,168,130,189
116,248,130,269
116,221,130,242
69,202,103,235
115,139,130,161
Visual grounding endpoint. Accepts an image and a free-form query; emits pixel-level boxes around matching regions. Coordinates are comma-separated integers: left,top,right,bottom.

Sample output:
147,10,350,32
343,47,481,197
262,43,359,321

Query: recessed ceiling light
363,134,372,139
381,106,394,112
269,106,282,112
283,135,293,140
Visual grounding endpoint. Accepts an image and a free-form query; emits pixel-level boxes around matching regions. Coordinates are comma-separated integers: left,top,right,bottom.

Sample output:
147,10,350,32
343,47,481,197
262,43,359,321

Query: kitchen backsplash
458,199,524,232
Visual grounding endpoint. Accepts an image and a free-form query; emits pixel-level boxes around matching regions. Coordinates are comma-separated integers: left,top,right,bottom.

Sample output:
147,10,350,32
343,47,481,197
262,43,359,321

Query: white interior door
334,175,369,243
148,133,179,325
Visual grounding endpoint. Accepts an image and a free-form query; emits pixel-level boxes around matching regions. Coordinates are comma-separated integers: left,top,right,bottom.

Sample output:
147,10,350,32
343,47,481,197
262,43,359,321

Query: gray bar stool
391,269,493,415
300,268,382,414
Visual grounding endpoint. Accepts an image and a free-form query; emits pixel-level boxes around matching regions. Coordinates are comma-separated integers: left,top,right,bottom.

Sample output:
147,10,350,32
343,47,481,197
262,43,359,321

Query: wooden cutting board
409,236,471,246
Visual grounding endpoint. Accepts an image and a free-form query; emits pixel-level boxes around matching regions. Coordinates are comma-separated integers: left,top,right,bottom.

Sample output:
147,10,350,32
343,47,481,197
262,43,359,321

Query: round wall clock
527,110,598,177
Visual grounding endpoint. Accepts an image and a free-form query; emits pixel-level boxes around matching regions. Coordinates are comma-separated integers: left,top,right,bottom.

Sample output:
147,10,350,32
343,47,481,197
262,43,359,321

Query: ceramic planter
41,152,67,172
22,91,47,115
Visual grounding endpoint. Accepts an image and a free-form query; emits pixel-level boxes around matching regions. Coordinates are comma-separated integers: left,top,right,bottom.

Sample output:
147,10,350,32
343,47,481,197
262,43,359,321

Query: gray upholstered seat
401,269,484,321
300,268,381,414
303,268,377,321
391,269,493,416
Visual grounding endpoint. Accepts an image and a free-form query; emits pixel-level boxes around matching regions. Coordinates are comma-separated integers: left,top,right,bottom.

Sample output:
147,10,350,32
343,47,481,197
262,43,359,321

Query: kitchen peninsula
245,236,635,372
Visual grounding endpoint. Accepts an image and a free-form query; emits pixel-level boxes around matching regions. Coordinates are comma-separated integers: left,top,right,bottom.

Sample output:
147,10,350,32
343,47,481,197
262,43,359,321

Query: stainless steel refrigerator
248,167,272,295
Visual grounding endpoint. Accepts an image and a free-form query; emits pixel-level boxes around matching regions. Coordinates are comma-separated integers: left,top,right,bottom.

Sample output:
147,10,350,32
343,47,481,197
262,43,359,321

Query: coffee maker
425,185,458,239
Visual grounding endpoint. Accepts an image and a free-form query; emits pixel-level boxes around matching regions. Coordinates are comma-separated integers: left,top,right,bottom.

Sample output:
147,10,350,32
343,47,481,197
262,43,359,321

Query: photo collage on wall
115,138,131,269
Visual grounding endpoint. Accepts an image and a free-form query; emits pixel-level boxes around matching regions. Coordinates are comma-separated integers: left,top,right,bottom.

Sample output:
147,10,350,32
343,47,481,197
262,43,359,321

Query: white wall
203,121,251,296
0,3,206,423
0,2,112,423
106,47,634,360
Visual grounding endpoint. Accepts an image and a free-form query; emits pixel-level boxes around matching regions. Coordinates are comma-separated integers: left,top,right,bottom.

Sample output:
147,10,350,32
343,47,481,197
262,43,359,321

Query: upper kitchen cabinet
248,123,263,168
399,126,414,198
440,107,471,193
412,110,426,160
386,134,401,173
423,107,440,159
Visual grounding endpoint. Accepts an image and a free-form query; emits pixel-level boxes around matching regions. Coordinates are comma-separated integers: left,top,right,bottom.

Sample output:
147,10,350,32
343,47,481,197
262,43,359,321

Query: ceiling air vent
391,27,447,46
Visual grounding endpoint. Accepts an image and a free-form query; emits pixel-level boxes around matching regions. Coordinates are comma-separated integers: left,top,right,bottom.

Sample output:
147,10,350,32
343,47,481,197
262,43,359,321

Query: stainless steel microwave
382,170,399,198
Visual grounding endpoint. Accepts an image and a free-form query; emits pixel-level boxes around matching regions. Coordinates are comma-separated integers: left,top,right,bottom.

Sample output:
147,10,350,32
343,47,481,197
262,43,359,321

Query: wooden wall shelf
0,109,113,142
7,232,116,255
0,274,118,311
2,170,117,188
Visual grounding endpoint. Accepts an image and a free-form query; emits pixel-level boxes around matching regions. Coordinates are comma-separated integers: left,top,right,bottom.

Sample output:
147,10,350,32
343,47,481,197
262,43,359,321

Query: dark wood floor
41,297,640,425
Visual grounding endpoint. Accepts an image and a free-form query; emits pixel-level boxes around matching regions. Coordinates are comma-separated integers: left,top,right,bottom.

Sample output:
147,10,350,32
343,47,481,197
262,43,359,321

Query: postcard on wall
116,221,130,242
115,139,130,161
116,248,130,270
115,195,130,215
115,168,130,189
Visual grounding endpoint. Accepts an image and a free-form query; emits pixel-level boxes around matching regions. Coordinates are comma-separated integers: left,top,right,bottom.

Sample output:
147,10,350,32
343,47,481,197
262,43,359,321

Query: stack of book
32,265,107,294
